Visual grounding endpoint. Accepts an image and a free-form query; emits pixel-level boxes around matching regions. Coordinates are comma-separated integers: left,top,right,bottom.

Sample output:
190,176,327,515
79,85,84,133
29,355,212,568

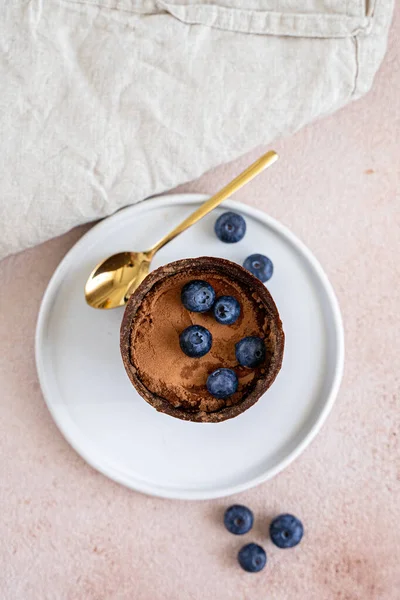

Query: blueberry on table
238,543,267,573
269,514,304,549
243,253,273,282
224,505,254,535
206,368,238,399
213,296,241,325
215,212,246,243
181,280,216,313
179,325,212,358
235,336,265,368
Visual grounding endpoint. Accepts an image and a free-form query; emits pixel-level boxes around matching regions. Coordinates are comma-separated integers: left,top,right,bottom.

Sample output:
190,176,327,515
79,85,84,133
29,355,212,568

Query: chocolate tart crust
120,257,284,423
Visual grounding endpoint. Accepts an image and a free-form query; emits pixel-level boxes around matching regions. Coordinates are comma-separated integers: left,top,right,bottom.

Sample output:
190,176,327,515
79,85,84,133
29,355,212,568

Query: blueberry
243,254,273,282
270,514,304,549
235,336,266,368
215,212,246,243
213,296,241,325
179,325,212,358
224,505,254,535
238,543,267,573
206,368,238,399
181,280,216,313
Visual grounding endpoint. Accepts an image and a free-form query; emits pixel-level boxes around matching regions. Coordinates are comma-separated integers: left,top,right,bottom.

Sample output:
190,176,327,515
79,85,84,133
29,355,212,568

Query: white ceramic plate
35,194,344,500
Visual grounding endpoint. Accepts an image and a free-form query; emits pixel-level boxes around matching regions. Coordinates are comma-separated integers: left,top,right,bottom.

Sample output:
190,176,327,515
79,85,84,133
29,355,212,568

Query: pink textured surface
1,12,399,600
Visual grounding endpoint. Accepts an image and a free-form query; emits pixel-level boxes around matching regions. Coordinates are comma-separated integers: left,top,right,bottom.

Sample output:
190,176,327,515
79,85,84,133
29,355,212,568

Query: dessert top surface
129,269,273,413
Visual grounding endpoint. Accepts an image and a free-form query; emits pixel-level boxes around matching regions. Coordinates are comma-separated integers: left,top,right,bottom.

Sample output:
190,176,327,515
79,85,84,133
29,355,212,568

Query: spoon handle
149,150,278,256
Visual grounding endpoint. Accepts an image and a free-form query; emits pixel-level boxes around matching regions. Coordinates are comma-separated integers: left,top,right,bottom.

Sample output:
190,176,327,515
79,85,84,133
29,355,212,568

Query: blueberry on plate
179,325,212,358
206,368,238,399
181,280,216,313
238,543,267,573
224,505,254,535
213,296,241,325
215,212,246,243
269,514,304,549
243,253,273,282
235,336,265,368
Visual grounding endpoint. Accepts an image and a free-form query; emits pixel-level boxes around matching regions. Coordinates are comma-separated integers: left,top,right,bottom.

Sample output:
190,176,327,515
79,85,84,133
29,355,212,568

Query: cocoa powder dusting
130,272,272,413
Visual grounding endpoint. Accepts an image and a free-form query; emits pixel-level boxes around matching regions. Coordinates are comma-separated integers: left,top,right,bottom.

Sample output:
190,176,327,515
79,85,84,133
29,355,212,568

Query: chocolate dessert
120,257,284,422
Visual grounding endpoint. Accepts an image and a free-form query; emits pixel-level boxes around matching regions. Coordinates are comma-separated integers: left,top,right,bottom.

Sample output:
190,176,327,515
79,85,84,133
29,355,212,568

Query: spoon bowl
85,251,153,309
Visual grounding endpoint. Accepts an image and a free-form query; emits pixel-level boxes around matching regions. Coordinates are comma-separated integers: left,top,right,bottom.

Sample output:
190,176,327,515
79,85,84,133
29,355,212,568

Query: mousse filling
130,271,272,413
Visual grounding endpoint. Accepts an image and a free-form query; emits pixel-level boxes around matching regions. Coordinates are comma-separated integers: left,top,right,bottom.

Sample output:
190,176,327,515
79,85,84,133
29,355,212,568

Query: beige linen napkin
0,0,394,259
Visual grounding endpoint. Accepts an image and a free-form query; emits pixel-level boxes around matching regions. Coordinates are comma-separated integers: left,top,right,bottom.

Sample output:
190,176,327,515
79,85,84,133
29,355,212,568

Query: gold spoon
85,150,278,309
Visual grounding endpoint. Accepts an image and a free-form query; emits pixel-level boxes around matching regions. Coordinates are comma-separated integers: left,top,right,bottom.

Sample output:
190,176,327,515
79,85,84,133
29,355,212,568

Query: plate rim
35,193,345,500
